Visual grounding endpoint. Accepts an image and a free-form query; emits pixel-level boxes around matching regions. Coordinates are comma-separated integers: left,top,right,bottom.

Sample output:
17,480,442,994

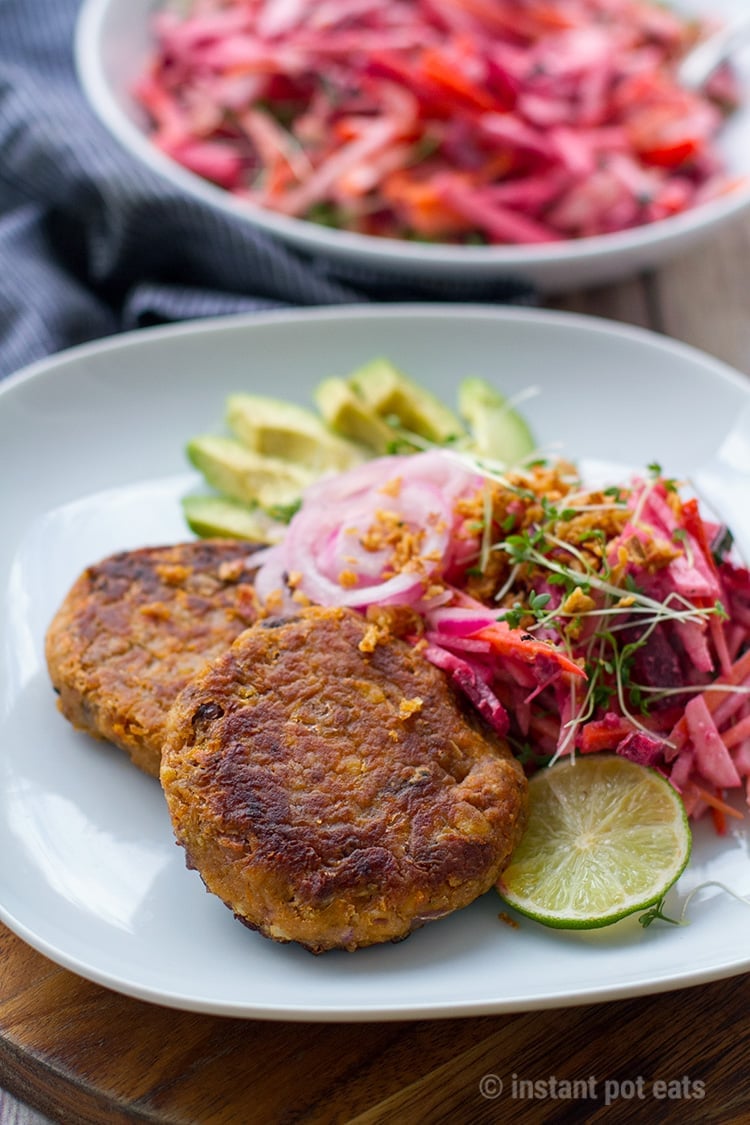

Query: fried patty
161,606,528,953
45,540,261,777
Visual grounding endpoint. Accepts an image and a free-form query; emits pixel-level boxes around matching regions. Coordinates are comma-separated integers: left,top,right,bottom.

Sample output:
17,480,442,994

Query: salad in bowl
75,0,750,289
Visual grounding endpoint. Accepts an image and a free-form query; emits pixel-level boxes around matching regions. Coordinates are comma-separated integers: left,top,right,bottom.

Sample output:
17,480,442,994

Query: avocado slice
314,377,399,454
347,358,465,444
458,377,535,465
182,494,286,544
187,435,315,509
226,393,363,472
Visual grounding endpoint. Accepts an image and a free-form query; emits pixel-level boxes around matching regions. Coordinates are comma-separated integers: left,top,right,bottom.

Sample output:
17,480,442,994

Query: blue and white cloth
0,0,534,381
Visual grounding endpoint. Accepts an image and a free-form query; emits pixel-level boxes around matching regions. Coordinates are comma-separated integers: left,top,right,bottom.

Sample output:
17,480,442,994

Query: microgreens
604,485,625,501
499,603,525,630
640,883,750,930
672,527,694,567
638,896,682,928
479,465,731,758
498,591,554,629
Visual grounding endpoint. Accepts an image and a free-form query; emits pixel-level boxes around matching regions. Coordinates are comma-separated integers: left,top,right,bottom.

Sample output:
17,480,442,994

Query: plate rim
2,899,750,1022
3,301,750,397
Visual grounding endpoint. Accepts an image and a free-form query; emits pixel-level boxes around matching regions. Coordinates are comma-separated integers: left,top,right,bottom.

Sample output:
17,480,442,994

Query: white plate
75,0,750,292
1,305,750,1022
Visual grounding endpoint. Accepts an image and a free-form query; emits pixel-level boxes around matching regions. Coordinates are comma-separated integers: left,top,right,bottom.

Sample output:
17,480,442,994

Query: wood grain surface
2,215,750,1125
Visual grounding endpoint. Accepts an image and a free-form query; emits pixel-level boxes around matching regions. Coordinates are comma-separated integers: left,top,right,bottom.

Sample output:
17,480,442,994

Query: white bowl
75,0,750,293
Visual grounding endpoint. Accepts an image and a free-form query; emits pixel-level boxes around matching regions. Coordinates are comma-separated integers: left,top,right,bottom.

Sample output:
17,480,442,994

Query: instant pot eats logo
479,1073,706,1104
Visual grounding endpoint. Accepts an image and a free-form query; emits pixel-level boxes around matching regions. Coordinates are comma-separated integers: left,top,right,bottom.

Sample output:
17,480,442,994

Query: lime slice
498,755,692,929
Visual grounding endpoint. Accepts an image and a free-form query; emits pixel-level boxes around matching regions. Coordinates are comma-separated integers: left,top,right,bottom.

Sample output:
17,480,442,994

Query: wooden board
1,922,750,1124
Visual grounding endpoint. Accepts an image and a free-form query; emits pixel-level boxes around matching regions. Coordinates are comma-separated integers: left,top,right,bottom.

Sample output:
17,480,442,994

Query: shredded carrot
686,785,744,822
722,715,750,750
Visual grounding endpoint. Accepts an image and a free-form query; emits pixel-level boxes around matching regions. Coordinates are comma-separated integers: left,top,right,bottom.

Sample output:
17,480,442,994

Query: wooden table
2,216,750,1125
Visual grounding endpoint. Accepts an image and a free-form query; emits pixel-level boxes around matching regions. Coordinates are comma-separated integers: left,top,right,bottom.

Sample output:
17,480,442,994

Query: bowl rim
74,0,750,275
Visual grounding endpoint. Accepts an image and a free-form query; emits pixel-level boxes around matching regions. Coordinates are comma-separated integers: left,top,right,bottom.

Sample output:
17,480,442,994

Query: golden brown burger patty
45,540,261,777
161,606,528,953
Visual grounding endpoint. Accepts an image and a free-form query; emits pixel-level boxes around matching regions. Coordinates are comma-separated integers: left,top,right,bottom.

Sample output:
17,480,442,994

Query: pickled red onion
254,450,483,610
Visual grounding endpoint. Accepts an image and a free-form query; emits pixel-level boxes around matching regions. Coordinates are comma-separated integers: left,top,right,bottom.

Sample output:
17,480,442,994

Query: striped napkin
0,0,533,380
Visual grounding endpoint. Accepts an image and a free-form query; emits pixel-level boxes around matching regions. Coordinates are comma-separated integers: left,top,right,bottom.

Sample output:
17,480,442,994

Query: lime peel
497,755,692,930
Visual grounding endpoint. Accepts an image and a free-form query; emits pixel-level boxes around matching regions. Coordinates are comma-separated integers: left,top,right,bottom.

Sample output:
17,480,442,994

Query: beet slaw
135,0,742,245
254,449,750,831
